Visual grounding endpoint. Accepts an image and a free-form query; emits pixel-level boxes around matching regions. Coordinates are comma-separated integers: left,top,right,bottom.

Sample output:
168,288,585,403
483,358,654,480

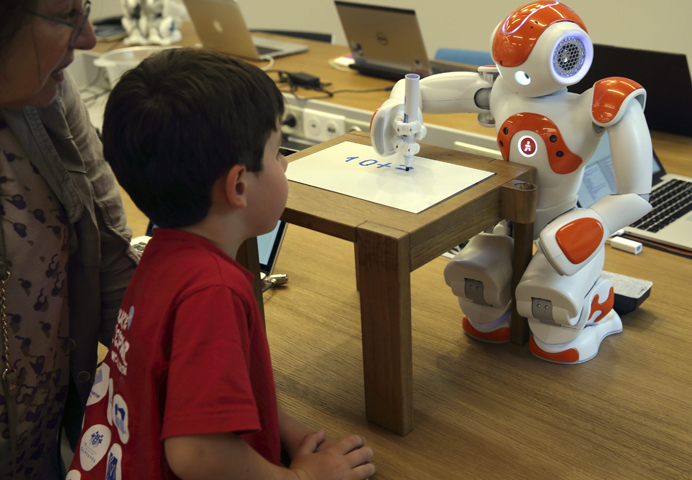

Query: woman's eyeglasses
28,0,92,46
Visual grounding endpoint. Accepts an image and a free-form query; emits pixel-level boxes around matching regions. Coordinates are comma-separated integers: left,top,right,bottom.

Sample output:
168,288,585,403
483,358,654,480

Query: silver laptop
577,133,692,252
258,220,287,280
334,1,475,80
183,0,308,60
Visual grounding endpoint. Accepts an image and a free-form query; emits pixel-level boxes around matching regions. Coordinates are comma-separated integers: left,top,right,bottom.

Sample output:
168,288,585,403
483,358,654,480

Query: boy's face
246,122,288,237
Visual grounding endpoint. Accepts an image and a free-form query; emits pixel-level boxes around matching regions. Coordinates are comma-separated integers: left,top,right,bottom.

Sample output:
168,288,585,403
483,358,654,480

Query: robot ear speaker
552,36,586,78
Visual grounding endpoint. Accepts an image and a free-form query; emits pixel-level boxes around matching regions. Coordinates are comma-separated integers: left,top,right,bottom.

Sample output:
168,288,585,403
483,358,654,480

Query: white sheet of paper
286,142,495,214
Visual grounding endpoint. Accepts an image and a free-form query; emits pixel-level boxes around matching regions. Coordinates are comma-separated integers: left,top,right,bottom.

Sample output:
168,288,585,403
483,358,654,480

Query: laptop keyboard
630,179,692,233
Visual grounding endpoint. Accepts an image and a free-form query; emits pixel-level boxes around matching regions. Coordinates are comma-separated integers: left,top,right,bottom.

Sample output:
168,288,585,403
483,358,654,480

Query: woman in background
0,1,137,478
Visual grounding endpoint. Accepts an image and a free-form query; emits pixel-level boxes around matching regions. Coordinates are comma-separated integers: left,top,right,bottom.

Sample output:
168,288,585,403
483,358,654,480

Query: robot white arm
538,79,653,276
370,70,495,157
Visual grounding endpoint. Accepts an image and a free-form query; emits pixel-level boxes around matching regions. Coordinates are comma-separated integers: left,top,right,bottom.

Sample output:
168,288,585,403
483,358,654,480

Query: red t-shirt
67,229,280,479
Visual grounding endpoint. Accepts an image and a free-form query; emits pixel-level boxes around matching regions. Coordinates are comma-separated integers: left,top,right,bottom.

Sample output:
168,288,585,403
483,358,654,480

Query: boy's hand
315,434,340,453
288,430,375,480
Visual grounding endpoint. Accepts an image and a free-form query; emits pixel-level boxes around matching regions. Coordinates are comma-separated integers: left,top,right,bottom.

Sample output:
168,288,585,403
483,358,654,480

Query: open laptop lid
183,0,308,60
257,220,287,278
569,44,692,137
335,1,431,78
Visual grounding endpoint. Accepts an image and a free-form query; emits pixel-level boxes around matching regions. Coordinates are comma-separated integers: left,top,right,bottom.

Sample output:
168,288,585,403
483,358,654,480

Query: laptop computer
183,0,308,60
258,220,287,280
334,1,476,81
577,133,692,252
570,44,692,138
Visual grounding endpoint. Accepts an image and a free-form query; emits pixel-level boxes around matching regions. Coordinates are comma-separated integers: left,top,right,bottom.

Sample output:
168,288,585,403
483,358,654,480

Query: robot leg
121,0,148,45
443,231,514,343
146,0,183,46
517,247,622,364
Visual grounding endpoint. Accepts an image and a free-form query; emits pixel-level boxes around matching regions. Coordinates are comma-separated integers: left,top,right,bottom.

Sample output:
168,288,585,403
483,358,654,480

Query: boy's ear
223,164,248,209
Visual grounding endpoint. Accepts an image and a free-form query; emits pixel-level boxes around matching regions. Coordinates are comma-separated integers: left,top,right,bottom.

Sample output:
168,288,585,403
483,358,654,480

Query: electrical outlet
281,104,304,138
303,108,345,142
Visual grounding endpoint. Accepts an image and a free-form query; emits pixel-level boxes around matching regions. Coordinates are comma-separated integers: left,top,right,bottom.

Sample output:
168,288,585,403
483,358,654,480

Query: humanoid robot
121,0,182,46
370,1,653,363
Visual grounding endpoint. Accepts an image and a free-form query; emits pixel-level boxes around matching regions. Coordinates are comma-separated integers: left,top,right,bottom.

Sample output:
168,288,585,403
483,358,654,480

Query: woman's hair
0,0,40,63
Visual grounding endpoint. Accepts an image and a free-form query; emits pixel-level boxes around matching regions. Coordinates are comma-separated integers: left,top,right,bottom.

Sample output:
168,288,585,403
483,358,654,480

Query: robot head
491,1,593,97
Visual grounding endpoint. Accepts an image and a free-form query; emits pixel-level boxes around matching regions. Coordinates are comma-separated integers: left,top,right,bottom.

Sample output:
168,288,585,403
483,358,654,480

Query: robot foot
529,310,623,364
462,311,511,344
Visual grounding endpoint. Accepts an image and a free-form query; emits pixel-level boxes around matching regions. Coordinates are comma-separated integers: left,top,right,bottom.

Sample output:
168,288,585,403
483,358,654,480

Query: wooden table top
282,132,534,245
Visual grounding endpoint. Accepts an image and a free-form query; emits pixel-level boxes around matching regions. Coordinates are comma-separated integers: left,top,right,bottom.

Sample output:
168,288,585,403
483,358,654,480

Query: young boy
67,48,375,480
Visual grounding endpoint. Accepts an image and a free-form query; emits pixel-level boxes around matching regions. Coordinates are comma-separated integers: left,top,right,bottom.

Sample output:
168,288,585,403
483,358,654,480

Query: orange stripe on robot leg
590,286,615,323
528,336,580,363
462,317,511,343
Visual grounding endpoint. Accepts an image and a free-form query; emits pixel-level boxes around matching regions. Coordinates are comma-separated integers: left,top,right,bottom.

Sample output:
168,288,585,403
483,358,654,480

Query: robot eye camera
490,1,594,97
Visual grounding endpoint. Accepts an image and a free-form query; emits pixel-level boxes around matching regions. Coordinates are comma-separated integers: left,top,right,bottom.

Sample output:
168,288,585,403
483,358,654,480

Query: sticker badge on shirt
112,394,130,444
65,470,81,480
79,424,111,471
106,443,123,480
87,363,110,406
107,378,114,426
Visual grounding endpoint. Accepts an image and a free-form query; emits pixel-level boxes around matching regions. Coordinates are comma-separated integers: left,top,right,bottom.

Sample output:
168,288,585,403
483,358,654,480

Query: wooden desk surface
267,223,692,480
98,30,692,479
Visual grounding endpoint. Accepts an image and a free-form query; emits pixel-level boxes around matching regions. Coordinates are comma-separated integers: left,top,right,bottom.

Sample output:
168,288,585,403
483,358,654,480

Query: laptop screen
335,1,431,76
258,220,286,276
577,132,661,208
569,44,692,137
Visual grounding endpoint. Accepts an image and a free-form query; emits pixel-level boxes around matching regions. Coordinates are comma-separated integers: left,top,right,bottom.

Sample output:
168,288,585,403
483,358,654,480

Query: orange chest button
555,218,604,264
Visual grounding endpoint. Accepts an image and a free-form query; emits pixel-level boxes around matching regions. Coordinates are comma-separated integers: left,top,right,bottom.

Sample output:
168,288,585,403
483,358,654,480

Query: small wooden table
243,132,537,435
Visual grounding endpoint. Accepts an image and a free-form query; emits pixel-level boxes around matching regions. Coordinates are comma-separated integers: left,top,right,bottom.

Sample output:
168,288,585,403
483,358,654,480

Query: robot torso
489,78,603,211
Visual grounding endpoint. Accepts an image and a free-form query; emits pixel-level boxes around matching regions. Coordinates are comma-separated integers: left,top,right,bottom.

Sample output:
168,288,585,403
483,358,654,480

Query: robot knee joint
464,279,490,306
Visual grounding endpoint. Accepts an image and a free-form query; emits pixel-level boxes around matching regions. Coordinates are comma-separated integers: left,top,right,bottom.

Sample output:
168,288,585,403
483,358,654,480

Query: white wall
90,0,124,21
92,0,692,68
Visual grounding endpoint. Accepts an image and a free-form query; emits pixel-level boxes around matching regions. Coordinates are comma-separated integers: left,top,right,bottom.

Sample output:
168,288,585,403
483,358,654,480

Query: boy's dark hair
103,47,284,229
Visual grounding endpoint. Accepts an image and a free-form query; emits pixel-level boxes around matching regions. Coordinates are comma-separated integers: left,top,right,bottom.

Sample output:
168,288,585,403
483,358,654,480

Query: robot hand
370,95,427,157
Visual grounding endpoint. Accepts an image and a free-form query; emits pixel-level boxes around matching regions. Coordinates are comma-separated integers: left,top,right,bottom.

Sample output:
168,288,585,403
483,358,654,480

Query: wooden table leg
510,222,533,345
500,181,538,345
356,222,413,435
237,237,265,326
